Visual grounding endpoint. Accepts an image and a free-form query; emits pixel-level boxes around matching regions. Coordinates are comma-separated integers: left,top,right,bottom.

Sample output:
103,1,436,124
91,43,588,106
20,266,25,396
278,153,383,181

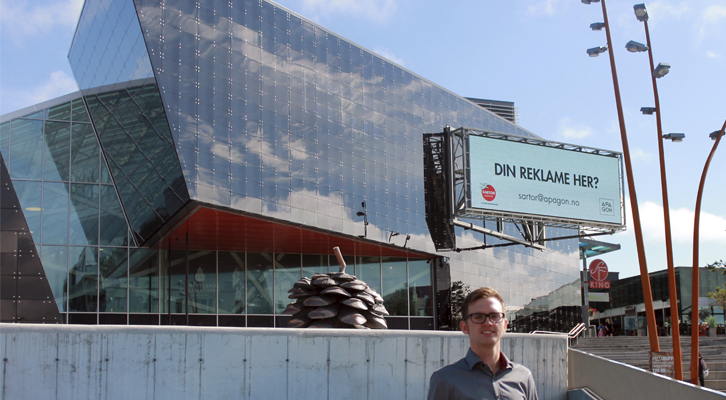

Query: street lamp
691,122,726,385
640,107,656,115
662,133,685,142
357,201,368,238
631,2,683,380
582,0,661,353
653,63,670,78
586,46,608,57
590,22,605,31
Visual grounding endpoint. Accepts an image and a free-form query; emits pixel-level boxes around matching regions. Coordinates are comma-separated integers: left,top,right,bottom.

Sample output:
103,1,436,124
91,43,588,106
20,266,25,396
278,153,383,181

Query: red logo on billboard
589,259,608,282
481,185,496,201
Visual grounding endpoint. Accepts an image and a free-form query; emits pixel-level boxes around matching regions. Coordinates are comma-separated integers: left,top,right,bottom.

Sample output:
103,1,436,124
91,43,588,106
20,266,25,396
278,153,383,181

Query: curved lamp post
630,2,683,381
582,0,660,353
690,122,726,384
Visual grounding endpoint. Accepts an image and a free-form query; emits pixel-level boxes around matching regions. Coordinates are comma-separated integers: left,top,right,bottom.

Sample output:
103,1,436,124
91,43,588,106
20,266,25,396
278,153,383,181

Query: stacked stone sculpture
284,247,389,329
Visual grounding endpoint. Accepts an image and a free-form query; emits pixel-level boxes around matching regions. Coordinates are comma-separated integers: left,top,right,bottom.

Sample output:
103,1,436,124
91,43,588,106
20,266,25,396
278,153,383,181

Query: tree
450,281,472,324
706,259,725,273
707,286,726,312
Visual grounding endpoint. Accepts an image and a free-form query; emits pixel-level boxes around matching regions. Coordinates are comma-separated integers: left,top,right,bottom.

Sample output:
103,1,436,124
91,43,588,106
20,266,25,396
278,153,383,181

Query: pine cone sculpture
284,247,389,329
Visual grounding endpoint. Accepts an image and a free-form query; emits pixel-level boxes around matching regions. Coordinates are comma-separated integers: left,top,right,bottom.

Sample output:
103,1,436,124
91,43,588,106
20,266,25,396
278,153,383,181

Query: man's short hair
461,287,505,318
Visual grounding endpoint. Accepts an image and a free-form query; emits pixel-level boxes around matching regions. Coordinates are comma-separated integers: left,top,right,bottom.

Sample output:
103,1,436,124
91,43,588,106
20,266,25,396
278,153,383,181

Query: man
427,287,538,399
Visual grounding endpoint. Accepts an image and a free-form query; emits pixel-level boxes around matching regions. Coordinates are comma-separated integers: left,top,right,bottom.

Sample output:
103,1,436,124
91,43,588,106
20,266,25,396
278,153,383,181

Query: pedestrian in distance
427,287,538,399
699,352,709,387
605,318,614,337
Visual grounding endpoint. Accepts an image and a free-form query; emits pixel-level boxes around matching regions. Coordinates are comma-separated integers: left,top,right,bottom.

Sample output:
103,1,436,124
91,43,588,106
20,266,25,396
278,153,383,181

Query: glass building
0,0,581,330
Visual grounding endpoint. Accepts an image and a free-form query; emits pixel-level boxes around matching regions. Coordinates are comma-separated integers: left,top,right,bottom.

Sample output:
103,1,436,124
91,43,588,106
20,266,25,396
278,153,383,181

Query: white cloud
706,50,721,59
297,0,398,22
696,5,726,39
647,2,690,20
372,47,405,67
526,0,567,17
637,200,726,244
630,148,654,163
557,117,593,139
0,0,84,41
18,70,78,105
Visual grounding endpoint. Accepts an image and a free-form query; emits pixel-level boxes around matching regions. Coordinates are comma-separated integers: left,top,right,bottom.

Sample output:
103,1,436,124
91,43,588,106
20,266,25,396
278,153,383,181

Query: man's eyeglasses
464,312,506,324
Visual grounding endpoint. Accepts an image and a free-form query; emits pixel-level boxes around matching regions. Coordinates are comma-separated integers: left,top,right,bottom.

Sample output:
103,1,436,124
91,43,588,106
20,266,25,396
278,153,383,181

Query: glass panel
99,185,128,246
68,246,98,312
42,182,69,245
99,247,128,312
70,123,100,182
40,245,68,312
129,248,159,313
72,99,90,122
302,254,328,277
247,252,273,314
218,251,246,314
356,256,381,294
43,121,71,181
69,183,99,246
47,102,71,121
0,121,9,158
187,251,216,314
408,259,433,317
381,257,407,316
274,253,300,314
9,119,43,179
163,250,187,313
13,181,42,243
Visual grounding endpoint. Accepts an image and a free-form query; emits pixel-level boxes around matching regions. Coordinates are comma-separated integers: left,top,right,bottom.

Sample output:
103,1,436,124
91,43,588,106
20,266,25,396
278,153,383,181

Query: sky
1,0,725,279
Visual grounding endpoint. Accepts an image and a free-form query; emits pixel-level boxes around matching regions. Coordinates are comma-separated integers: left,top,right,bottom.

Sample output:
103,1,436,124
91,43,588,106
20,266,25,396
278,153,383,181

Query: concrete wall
0,324,567,400
568,348,726,399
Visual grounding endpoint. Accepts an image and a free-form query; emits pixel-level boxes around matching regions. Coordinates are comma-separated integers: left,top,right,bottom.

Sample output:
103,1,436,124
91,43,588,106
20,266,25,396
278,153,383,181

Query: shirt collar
465,348,513,372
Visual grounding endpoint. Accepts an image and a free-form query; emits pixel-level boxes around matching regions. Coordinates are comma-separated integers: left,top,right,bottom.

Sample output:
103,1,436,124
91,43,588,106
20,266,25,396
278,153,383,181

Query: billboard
468,134,623,226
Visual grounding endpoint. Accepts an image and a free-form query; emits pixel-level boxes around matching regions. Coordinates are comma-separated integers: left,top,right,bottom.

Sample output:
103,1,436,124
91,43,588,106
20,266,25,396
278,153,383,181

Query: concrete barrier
568,348,726,399
0,324,567,400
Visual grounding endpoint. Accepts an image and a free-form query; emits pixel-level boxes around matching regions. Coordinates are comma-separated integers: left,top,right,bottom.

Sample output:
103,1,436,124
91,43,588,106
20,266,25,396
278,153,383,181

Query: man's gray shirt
427,348,538,400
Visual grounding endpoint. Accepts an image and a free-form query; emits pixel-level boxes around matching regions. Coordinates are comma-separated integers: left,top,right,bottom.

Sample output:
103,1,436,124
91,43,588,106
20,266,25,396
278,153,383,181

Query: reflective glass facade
0,0,582,331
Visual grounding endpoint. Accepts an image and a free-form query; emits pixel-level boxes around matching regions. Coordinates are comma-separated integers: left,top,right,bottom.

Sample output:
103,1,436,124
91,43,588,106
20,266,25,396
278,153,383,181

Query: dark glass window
274,253,300,314
218,251,246,314
42,182,69,245
99,185,128,246
382,257,407,316
68,246,98,312
70,123,100,183
187,251,216,314
12,180,42,243
43,121,71,182
409,259,433,317
128,248,159,313
356,256,381,294
40,245,68,312
247,252,273,314
99,247,128,312
69,183,99,246
302,254,328,277
9,119,43,180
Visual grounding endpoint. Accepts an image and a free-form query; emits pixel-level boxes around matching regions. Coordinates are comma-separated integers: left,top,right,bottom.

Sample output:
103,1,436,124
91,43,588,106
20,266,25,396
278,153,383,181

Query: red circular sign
481,185,496,201
589,259,609,282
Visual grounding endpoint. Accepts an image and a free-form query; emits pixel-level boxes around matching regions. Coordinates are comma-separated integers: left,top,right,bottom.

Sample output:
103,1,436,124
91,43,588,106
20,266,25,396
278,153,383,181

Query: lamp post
690,122,726,385
630,2,683,381
582,0,660,352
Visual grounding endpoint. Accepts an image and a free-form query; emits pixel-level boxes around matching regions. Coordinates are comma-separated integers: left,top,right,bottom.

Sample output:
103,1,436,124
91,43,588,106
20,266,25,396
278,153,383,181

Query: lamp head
581,0,601,4
640,107,656,115
587,46,608,57
663,133,685,142
653,62,670,78
710,130,723,140
356,211,366,217
590,22,605,31
633,4,648,22
625,40,648,53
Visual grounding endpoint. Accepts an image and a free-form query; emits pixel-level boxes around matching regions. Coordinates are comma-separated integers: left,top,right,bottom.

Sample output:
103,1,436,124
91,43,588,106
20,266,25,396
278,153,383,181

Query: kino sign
589,259,610,289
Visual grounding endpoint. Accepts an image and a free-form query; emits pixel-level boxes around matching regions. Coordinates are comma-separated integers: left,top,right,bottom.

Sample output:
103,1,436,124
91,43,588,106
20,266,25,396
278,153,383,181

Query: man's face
460,296,508,348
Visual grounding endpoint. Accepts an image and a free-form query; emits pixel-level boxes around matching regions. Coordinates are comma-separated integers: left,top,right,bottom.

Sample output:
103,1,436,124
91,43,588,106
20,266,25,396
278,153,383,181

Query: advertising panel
588,292,610,302
468,135,623,225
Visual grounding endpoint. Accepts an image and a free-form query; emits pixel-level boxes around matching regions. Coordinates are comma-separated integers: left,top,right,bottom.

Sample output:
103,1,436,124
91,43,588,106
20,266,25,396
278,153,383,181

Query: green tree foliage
707,286,726,313
706,259,725,273
451,281,472,325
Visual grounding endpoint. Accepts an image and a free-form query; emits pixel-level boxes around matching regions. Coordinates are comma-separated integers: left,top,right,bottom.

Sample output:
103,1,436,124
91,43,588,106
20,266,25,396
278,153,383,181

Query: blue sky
1,0,724,278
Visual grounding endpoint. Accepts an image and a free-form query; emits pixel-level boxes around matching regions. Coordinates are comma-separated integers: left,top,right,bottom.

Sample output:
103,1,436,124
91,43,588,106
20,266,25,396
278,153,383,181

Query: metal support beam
452,219,546,251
